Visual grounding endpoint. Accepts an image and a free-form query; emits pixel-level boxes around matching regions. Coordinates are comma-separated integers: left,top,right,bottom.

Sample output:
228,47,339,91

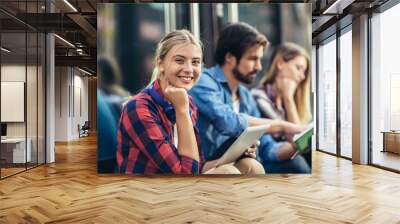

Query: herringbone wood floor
1,134,400,223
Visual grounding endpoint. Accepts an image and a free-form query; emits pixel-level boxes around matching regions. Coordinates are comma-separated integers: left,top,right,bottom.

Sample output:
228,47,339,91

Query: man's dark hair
215,22,269,65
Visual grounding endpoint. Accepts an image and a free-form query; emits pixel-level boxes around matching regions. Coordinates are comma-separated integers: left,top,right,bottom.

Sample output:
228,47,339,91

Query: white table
1,138,31,163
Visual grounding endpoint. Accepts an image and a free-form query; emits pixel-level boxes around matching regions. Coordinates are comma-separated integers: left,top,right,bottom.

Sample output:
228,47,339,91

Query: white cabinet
1,138,31,163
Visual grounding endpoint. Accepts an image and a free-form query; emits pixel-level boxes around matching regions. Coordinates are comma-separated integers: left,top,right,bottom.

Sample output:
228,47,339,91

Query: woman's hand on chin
276,77,297,99
160,76,190,113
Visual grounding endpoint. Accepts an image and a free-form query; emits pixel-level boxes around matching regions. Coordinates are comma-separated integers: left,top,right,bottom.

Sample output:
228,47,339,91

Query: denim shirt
189,65,262,161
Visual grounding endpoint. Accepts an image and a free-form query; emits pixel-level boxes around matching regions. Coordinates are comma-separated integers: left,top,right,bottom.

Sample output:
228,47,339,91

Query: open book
293,123,314,154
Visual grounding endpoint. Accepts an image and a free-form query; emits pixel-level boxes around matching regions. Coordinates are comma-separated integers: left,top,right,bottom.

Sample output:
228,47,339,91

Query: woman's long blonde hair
260,42,312,124
148,30,203,86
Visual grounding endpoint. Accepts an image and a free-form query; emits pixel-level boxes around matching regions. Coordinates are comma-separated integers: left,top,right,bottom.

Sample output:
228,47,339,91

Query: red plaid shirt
116,80,204,174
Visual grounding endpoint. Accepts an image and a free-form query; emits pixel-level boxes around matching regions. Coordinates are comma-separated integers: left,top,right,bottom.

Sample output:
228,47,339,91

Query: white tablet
215,124,270,167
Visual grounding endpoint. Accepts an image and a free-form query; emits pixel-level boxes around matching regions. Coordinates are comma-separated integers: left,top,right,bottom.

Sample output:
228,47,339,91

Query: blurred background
97,3,311,94
97,3,311,172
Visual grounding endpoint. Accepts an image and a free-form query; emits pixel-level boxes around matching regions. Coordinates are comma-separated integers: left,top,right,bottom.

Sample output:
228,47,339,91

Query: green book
293,124,314,153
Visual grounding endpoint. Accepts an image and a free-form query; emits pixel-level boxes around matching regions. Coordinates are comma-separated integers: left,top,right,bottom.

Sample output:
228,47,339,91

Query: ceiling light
323,0,341,14
54,34,75,48
1,47,11,53
322,0,354,15
63,0,78,12
78,67,93,76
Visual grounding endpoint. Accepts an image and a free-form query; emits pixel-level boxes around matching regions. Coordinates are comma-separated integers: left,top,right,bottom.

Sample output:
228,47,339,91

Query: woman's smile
177,75,194,84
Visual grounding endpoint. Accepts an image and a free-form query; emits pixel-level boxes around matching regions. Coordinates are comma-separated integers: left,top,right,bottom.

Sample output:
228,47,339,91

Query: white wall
54,67,89,141
73,73,89,137
54,67,68,141
1,65,28,138
1,64,26,81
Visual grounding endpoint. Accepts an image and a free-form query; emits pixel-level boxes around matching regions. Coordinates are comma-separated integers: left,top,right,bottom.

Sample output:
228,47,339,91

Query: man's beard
232,66,258,85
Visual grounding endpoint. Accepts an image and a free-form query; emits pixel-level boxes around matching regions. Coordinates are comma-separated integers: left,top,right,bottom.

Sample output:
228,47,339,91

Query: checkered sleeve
121,99,200,174
116,105,133,173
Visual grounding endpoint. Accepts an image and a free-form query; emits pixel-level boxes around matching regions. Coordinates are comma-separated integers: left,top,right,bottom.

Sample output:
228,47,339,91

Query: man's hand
266,121,304,142
243,140,260,159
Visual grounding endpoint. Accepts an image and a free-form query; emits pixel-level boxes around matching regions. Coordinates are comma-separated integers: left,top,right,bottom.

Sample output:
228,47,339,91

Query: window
1,1,46,178
371,3,400,171
339,28,352,158
317,37,337,154
175,3,191,30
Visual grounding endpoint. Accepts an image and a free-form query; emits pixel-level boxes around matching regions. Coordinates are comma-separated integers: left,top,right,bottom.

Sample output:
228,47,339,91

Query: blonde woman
252,42,312,125
117,30,264,174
